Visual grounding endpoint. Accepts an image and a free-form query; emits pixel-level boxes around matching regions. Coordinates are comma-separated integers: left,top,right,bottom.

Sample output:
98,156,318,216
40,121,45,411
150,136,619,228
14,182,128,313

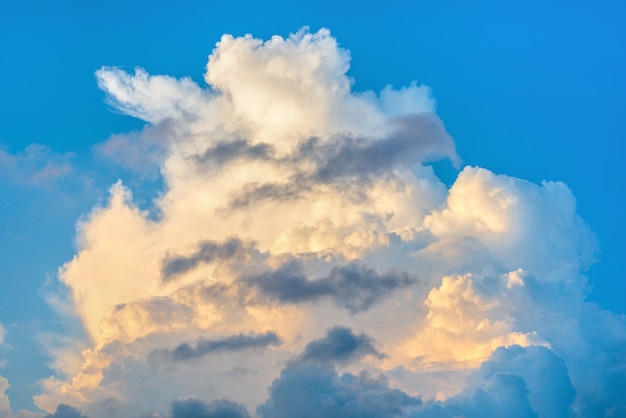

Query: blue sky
0,1,624,417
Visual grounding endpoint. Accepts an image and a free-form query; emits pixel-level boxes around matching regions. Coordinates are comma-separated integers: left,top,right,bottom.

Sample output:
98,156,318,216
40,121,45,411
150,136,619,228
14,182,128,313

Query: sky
0,1,624,417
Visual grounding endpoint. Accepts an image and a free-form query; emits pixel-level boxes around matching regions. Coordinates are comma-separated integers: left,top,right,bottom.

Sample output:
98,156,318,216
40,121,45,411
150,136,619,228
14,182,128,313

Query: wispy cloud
0,144,73,188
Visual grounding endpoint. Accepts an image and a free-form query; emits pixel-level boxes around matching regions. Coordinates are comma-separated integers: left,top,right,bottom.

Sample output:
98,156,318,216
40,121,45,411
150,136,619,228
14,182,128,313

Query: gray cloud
94,120,174,178
226,179,311,210
193,139,275,172
170,398,250,418
298,326,384,365
414,373,538,418
412,345,577,418
249,260,416,313
161,238,252,281
309,113,456,183
224,113,456,210
480,345,576,418
149,332,281,363
44,404,89,418
257,363,421,418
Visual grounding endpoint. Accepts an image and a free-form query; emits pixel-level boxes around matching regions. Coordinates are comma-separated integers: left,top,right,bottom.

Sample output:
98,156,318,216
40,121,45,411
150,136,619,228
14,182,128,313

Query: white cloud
423,166,597,282
31,28,625,418
396,270,547,370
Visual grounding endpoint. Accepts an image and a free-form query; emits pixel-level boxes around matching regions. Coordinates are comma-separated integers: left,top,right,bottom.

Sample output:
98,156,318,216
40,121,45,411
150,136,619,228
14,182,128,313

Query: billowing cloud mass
10,28,623,417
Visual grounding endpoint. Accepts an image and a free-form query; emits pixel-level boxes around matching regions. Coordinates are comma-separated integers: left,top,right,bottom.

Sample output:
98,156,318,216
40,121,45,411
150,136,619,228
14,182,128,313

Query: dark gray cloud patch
309,113,456,183
328,263,416,312
44,404,90,418
250,261,416,313
193,139,275,172
257,363,421,418
224,114,456,210
162,237,252,281
298,326,384,365
170,398,250,418
150,331,281,363
250,260,331,303
227,179,311,210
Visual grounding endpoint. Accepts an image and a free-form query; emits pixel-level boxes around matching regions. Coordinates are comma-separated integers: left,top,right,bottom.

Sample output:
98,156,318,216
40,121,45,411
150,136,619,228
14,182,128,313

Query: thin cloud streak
149,331,282,363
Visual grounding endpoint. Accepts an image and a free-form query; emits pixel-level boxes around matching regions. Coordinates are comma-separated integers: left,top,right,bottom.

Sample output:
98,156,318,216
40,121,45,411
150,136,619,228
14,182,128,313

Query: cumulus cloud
257,363,420,418
480,345,576,417
43,404,88,418
413,345,576,418
414,372,537,418
28,27,625,418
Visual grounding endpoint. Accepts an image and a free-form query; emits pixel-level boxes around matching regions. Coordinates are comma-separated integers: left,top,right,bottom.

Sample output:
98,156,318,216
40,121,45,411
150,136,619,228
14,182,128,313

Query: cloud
149,332,281,363
413,345,576,418
480,345,576,418
414,372,537,418
423,166,597,281
29,27,625,418
0,377,12,418
257,363,421,418
95,67,210,125
248,260,416,313
397,270,547,368
192,139,275,173
169,398,249,418
0,372,46,418
161,238,253,281
308,113,458,183
218,113,456,211
297,326,384,365
0,144,73,187
43,405,88,418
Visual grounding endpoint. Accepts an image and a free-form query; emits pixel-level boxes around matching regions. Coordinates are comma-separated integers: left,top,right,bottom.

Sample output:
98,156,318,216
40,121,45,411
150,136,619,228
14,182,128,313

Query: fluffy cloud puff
20,28,624,418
